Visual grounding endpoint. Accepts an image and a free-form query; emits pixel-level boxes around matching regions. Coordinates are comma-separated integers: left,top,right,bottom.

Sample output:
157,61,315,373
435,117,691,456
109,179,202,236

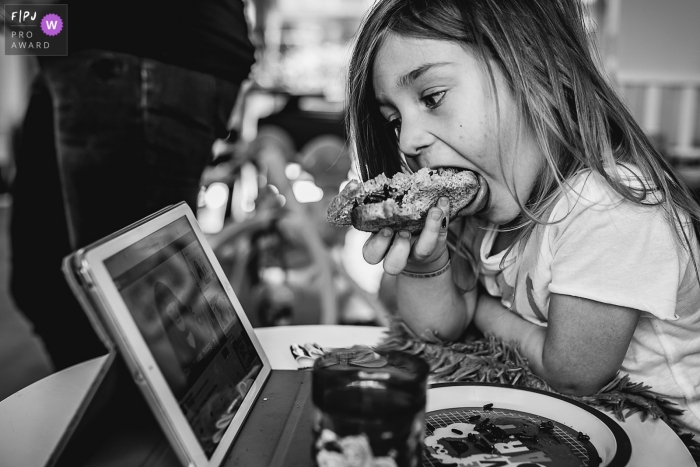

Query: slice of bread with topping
326,167,479,233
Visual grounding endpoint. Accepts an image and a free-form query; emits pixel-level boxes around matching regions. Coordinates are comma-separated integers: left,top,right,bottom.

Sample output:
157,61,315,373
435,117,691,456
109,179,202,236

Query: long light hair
347,0,700,284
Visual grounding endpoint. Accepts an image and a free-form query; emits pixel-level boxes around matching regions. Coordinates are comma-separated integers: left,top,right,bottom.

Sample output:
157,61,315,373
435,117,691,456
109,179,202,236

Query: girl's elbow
546,378,605,397
433,325,466,342
403,313,469,343
540,360,615,396
410,321,465,342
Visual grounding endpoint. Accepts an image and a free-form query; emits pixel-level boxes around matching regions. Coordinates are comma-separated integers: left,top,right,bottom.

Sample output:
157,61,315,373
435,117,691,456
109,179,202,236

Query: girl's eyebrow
396,62,453,89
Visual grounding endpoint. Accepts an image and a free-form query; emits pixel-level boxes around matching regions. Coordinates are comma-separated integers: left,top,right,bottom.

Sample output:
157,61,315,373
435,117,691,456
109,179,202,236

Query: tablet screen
104,216,262,457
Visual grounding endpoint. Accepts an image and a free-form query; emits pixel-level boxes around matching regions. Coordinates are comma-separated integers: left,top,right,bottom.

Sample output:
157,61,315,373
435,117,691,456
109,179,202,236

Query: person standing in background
9,0,257,370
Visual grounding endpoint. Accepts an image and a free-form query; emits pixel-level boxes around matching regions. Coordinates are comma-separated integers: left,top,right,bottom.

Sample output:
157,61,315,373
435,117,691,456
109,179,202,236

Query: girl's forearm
395,271,474,341
474,295,625,396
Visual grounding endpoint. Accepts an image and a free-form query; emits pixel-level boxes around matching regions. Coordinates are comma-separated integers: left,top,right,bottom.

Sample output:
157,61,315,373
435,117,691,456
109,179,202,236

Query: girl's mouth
453,172,488,218
470,174,490,215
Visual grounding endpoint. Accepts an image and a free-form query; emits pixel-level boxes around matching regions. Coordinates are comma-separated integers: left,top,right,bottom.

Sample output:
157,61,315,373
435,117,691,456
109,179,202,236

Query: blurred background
0,0,698,400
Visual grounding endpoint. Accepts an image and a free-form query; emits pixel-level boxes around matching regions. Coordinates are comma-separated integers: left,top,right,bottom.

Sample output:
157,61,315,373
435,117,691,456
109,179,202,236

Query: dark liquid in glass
312,350,428,467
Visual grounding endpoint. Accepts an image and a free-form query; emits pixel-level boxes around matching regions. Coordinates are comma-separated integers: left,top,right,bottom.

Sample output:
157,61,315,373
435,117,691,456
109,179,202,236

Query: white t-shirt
469,167,700,436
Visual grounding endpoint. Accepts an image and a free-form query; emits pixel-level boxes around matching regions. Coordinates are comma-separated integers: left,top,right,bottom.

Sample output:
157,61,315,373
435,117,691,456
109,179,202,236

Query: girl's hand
363,197,451,275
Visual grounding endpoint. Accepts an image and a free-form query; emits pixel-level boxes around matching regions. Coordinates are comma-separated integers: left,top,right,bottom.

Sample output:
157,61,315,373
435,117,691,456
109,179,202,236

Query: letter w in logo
45,20,58,29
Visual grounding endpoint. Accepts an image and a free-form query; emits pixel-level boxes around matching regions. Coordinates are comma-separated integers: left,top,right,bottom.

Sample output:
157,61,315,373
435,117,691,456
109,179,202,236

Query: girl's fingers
362,228,394,264
363,228,412,274
382,231,412,275
363,198,449,273
412,198,449,261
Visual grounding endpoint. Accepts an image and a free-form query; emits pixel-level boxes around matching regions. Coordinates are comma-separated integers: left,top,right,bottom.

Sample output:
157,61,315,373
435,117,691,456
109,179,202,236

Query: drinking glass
312,346,429,467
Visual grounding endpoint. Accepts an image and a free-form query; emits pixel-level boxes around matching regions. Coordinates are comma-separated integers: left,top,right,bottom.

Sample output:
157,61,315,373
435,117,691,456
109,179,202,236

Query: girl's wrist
403,251,450,275
401,260,451,279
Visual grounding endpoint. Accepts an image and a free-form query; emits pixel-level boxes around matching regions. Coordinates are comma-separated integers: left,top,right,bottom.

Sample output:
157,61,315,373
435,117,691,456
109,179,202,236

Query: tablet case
52,204,317,466
52,360,315,467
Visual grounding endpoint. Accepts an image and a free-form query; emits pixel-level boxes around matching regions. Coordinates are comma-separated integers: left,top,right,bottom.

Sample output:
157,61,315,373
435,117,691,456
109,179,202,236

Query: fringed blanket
374,319,700,464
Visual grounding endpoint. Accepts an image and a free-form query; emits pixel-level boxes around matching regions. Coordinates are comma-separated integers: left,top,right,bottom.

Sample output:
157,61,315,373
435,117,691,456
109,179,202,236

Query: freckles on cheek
458,125,489,152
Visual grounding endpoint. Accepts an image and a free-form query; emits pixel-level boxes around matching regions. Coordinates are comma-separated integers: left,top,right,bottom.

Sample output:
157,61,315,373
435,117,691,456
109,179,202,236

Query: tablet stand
49,351,317,467
48,351,171,466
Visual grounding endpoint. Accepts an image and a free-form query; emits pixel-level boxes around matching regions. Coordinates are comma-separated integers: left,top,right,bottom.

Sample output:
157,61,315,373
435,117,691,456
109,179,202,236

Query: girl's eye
422,91,446,109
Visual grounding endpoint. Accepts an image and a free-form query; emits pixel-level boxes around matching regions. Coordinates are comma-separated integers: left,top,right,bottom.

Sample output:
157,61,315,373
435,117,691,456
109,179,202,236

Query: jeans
10,50,241,370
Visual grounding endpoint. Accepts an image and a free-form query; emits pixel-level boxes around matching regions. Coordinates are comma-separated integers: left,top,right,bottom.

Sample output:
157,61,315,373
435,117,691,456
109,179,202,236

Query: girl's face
372,34,543,226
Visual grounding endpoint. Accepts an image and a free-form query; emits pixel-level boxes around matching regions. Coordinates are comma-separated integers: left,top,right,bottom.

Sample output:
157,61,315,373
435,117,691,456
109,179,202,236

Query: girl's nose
397,115,434,158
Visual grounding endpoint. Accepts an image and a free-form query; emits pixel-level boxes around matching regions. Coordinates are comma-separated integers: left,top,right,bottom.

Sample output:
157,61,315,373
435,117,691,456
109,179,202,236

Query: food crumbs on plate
483,403,494,411
474,418,491,431
263,398,268,401
539,420,554,431
451,428,463,435
486,425,507,440
577,431,590,441
468,414,481,423
518,433,538,442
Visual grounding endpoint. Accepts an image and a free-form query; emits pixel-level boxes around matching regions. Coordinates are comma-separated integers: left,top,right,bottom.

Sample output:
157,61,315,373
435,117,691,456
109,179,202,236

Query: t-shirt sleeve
548,184,686,320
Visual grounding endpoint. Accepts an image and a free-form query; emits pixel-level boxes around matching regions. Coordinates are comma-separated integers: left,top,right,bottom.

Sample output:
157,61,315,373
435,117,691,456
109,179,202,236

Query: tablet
62,202,272,467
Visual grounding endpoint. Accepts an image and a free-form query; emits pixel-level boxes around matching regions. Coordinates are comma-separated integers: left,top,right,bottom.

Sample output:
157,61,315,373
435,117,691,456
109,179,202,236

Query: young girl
347,0,700,436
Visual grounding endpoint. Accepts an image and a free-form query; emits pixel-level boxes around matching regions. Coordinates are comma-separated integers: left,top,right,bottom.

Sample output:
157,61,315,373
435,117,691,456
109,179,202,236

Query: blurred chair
255,94,345,152
207,125,389,327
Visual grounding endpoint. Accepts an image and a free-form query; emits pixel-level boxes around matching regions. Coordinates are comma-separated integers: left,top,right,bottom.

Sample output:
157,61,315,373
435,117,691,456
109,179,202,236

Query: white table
0,325,386,467
0,325,692,466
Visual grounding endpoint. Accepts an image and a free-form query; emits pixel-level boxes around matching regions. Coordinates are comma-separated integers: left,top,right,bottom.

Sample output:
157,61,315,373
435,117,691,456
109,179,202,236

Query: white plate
426,383,694,467
426,383,630,466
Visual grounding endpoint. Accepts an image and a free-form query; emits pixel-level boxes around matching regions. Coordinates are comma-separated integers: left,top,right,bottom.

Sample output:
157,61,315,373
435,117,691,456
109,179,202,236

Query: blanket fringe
375,319,700,463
